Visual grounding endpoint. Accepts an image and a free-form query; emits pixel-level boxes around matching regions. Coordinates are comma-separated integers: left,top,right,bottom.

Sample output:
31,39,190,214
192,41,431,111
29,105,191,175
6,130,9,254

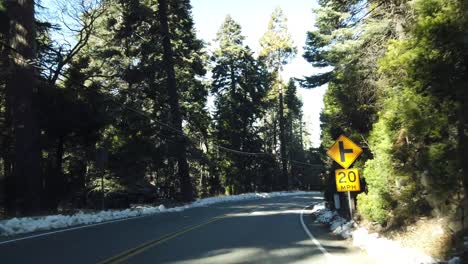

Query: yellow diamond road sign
335,168,361,192
327,135,363,169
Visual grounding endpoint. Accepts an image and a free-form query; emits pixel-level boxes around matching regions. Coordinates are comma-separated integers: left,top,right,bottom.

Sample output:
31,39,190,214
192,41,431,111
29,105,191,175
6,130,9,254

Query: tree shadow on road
127,195,366,264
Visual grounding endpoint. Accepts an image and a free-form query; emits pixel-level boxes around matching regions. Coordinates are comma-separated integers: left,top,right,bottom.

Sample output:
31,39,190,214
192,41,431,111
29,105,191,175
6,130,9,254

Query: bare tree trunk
299,114,304,151
2,90,14,214
7,0,41,215
461,0,468,207
459,6,468,246
43,136,65,211
158,0,193,202
276,68,288,190
272,113,277,153
279,84,288,190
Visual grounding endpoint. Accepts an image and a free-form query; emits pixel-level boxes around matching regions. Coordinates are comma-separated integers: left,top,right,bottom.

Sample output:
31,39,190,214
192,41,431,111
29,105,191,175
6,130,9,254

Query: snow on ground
311,202,440,264
0,191,316,237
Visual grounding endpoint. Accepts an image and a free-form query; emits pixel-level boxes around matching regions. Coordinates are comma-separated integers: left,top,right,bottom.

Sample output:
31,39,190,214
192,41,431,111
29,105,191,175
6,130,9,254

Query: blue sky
191,0,327,147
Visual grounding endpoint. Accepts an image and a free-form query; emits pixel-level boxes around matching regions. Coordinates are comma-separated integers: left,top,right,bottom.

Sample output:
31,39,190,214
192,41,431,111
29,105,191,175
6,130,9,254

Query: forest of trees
303,0,467,239
0,0,466,254
0,0,321,216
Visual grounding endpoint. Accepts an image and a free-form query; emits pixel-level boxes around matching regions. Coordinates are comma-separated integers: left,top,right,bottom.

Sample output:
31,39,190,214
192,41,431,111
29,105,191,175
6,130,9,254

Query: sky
191,0,328,147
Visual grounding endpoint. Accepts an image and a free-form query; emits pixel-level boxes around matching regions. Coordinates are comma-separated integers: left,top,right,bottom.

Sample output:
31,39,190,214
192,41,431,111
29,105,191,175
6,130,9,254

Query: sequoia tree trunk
7,0,41,215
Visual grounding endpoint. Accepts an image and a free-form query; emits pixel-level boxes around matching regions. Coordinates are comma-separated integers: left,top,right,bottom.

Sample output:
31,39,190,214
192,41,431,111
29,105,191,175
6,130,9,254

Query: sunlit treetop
214,15,246,58
259,7,297,70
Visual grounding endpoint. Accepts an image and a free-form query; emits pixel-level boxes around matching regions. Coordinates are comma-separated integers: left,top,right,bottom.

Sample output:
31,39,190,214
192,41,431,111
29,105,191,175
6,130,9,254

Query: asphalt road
0,193,374,263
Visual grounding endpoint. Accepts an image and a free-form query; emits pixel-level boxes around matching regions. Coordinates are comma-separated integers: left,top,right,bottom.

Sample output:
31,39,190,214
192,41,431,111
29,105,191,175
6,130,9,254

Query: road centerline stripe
97,207,252,264
97,217,223,264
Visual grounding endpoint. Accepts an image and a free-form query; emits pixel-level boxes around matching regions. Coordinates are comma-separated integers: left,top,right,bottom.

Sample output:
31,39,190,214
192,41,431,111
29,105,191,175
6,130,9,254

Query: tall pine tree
259,7,296,190
211,16,271,193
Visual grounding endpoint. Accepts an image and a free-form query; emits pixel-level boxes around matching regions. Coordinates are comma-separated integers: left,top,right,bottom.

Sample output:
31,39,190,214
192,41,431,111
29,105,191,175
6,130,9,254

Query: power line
289,159,323,168
55,74,265,150
1,25,324,168
217,146,267,157
36,59,323,168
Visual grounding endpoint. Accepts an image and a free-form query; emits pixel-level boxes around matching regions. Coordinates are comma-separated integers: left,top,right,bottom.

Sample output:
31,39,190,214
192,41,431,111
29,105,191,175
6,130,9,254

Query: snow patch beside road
311,202,440,264
0,191,316,237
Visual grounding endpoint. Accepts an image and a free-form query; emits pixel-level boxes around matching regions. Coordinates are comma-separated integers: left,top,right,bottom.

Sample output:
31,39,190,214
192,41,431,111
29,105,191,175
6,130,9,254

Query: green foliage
308,0,466,226
306,0,383,213
211,16,274,193
357,192,391,225
259,8,300,190
259,7,297,69
370,0,464,220
357,113,396,224
89,177,125,193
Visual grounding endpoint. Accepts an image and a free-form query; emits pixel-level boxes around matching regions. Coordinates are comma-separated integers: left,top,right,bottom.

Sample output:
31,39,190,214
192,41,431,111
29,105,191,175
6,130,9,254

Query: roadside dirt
364,217,454,260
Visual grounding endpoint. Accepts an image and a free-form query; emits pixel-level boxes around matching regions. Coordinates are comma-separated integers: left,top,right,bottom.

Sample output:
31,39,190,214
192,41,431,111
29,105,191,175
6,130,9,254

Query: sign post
327,135,363,219
348,191,353,219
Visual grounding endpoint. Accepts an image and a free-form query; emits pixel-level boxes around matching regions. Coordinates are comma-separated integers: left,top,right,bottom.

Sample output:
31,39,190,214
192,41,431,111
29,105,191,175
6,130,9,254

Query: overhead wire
57,70,322,167
53,72,274,157
53,73,327,168
2,40,322,168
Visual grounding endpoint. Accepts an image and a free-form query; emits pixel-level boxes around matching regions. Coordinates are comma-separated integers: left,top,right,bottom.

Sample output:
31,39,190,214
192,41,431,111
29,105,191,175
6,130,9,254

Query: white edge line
300,204,332,259
0,214,149,246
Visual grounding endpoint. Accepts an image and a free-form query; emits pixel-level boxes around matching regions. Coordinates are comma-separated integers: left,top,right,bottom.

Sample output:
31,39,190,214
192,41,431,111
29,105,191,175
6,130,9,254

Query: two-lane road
0,193,373,263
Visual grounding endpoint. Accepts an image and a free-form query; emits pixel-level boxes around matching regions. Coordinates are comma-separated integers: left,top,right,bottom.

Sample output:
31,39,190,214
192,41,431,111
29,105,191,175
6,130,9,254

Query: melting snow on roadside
0,191,316,237
311,202,448,264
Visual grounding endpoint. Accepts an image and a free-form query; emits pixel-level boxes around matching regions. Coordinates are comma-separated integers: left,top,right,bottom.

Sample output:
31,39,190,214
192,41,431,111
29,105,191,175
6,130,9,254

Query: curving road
0,193,373,263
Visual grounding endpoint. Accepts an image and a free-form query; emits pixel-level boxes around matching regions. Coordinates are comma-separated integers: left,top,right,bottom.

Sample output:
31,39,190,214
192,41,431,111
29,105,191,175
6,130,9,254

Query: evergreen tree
306,0,467,234
71,0,209,202
158,0,193,201
303,0,389,215
211,16,271,193
259,7,296,190
283,79,307,187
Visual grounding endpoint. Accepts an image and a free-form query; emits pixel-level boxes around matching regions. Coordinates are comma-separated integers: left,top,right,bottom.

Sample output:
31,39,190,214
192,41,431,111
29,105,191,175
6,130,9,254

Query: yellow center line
97,207,253,264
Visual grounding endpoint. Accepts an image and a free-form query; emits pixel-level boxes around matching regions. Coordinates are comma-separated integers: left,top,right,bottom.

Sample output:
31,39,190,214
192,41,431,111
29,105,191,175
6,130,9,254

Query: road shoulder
302,207,375,264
